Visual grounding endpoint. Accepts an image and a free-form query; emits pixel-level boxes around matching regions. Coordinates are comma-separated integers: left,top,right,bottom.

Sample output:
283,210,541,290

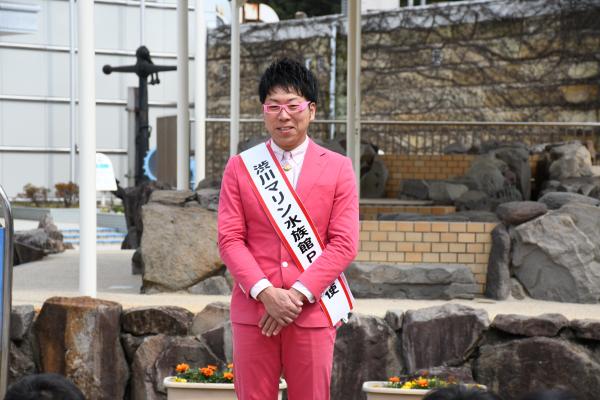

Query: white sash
239,142,355,326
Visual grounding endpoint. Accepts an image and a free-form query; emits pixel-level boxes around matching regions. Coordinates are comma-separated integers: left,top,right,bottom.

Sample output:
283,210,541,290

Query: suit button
281,261,288,268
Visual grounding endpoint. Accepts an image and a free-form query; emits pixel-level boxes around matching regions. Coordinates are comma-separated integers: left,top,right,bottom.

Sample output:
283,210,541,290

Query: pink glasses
263,100,311,114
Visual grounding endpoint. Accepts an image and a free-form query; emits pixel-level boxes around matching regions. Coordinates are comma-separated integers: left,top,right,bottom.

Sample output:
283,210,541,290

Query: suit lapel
295,139,327,202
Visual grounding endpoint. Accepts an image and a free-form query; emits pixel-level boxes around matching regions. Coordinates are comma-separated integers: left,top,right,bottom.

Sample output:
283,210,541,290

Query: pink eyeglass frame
262,100,311,114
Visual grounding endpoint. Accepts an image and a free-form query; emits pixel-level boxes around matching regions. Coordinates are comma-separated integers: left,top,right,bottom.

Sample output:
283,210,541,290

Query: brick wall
357,221,497,293
360,205,455,220
382,154,541,198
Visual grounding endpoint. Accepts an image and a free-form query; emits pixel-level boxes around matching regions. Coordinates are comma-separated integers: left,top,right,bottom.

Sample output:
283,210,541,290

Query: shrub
20,184,50,207
55,182,79,208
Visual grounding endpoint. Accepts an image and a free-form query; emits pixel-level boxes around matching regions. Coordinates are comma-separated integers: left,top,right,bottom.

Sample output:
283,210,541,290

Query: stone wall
9,299,600,400
203,0,600,178
358,221,495,292
359,203,455,220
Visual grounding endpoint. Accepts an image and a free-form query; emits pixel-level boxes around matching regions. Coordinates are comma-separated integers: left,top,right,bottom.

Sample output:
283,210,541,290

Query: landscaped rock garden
10,298,600,400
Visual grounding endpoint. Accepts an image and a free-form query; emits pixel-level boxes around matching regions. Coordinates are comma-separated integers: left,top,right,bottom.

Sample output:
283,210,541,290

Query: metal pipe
78,0,97,298
194,0,207,185
0,94,178,107
0,146,127,154
176,0,190,190
140,0,145,44
69,0,76,183
0,185,13,397
347,0,362,194
230,0,240,157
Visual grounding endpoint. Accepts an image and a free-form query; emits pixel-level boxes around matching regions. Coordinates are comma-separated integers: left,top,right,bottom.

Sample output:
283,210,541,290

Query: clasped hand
257,287,306,337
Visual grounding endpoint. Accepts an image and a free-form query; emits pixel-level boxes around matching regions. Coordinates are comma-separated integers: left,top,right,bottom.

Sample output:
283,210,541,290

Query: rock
474,337,600,400
495,201,547,225
537,192,600,210
200,321,233,363
141,202,221,292
443,142,470,154
191,302,230,336
494,146,532,200
511,204,600,303
510,278,528,300
195,177,221,191
187,276,232,295
384,310,404,332
465,155,507,196
455,190,493,212
346,263,479,300
402,304,489,373
130,334,170,400
8,341,36,386
491,313,569,337
10,305,35,342
33,296,129,400
121,333,146,363
149,190,194,206
360,157,389,198
238,136,266,153
193,188,220,211
548,142,593,180
399,179,431,200
429,182,469,205
414,365,475,384
555,177,600,196
122,306,193,336
114,180,171,249
570,319,600,341
484,224,511,300
13,242,46,265
14,228,64,255
315,138,345,156
331,314,402,400
378,211,499,222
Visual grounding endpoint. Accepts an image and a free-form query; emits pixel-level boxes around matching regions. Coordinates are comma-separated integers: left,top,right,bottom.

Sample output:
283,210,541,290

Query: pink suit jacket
217,138,359,328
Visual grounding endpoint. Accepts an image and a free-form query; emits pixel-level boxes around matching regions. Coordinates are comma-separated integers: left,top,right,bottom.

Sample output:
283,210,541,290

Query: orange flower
417,378,429,387
223,372,234,381
175,363,190,373
200,367,215,377
388,376,400,383
207,364,218,371
227,363,234,369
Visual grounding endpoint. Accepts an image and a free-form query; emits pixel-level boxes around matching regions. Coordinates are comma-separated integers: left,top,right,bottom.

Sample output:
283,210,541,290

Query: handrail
0,184,14,397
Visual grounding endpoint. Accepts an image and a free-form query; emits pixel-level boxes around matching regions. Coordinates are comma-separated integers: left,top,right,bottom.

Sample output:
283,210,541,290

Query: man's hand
289,287,308,304
258,313,284,336
257,287,303,326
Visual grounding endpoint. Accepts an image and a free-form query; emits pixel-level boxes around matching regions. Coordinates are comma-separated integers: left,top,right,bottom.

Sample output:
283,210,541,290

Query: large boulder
484,224,511,300
13,214,66,265
495,201,547,225
360,157,389,198
465,155,507,196
122,306,193,336
9,305,36,385
570,319,600,341
491,313,569,337
455,190,493,212
141,195,221,292
187,275,232,295
537,191,600,210
511,203,600,303
347,263,479,300
398,179,431,200
493,146,532,200
547,141,594,180
401,304,489,373
131,335,219,400
429,182,469,205
191,302,230,336
33,297,129,400
331,313,402,400
474,337,600,400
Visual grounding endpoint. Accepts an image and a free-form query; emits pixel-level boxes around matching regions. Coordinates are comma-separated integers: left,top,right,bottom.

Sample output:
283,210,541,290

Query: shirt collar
269,136,309,160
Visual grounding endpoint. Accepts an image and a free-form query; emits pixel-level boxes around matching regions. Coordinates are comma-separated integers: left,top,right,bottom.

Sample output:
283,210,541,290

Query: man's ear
309,102,316,121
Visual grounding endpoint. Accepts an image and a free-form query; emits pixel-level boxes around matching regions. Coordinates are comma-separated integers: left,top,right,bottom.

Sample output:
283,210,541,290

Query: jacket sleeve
217,156,267,298
297,156,359,298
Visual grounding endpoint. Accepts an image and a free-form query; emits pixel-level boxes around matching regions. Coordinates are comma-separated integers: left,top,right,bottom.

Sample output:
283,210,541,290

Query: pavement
11,246,600,319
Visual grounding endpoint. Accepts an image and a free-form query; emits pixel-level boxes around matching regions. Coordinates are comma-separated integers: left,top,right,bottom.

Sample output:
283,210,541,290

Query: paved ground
11,246,600,319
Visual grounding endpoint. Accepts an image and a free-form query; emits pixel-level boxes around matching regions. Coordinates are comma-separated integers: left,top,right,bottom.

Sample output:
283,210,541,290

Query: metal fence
205,119,600,178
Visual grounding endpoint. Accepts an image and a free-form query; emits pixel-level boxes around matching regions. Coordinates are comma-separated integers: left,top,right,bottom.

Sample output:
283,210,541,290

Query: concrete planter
163,377,287,400
362,382,430,400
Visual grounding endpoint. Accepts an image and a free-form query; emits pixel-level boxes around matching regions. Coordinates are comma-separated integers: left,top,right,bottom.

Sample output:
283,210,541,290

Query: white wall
0,0,198,197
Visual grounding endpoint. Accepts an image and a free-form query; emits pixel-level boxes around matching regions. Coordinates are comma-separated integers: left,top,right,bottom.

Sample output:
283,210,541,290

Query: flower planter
164,377,287,400
362,381,430,400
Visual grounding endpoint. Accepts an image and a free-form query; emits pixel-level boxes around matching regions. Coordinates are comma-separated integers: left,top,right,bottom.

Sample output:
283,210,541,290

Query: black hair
423,385,504,400
518,389,579,400
258,58,319,104
4,373,85,400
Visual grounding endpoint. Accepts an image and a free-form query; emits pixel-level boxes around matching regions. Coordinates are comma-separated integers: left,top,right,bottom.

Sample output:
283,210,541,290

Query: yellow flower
174,377,187,383
223,372,234,381
175,363,190,373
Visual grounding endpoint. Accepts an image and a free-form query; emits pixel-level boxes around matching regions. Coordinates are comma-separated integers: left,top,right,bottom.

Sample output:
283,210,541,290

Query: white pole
347,0,361,196
328,22,337,140
78,0,97,297
194,0,206,185
177,0,190,190
230,0,240,157
69,0,76,183
140,0,145,44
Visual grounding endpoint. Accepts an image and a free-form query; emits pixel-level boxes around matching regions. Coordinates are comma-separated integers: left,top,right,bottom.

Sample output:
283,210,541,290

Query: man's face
263,86,316,151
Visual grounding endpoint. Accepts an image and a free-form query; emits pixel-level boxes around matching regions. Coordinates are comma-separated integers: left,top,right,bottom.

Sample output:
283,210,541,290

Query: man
5,373,85,400
217,58,359,400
